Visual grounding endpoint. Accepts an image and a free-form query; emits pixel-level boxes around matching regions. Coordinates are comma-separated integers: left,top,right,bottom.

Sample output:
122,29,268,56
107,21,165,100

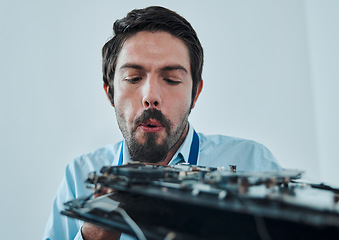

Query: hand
81,185,121,240
81,222,121,240
93,184,114,198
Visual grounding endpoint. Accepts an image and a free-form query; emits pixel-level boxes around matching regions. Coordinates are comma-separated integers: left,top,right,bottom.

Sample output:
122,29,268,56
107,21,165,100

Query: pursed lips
139,119,164,132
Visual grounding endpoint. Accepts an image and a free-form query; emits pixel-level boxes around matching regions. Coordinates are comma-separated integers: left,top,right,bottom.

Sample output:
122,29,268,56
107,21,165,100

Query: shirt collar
119,123,195,165
168,123,194,165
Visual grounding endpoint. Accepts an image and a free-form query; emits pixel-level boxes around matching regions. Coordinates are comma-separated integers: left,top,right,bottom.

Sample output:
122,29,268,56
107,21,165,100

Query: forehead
116,31,191,73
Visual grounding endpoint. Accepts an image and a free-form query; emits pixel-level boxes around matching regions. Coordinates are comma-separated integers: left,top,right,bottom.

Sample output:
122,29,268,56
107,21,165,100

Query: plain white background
0,0,338,239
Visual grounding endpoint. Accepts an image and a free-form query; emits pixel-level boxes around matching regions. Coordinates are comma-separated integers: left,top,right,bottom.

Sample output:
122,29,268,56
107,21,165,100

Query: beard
116,108,190,163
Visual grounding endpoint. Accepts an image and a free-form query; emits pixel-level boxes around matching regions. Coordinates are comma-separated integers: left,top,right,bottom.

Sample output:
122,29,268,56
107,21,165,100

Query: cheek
166,91,191,124
119,102,137,122
114,82,139,113
175,88,192,107
115,92,138,123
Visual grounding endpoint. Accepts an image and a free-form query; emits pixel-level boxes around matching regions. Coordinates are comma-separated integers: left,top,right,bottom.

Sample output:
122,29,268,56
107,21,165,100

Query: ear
191,79,203,109
103,83,114,107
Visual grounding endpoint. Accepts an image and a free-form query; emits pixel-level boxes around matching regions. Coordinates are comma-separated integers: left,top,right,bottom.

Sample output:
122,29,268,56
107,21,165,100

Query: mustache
134,109,171,132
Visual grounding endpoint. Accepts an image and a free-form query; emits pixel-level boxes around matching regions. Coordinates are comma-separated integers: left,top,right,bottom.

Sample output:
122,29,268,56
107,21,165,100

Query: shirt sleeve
42,163,85,240
43,144,119,240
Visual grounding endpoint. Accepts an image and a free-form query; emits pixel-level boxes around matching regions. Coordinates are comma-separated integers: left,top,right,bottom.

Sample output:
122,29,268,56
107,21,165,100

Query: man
43,6,281,240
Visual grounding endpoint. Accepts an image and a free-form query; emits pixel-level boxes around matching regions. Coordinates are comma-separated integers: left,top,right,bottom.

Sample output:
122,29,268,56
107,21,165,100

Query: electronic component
62,162,339,240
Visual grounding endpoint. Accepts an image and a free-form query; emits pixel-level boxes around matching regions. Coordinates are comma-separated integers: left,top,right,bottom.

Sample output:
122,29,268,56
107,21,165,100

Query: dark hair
102,6,204,106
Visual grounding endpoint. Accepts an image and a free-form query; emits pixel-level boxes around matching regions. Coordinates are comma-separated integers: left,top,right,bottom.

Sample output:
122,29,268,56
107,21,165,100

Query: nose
142,77,162,109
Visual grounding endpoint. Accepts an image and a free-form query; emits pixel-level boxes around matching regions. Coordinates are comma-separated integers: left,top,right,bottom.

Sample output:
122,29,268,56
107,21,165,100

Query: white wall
0,0,338,239
305,0,339,185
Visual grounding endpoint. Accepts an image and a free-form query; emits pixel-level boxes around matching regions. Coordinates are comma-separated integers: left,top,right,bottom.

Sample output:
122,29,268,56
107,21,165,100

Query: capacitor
229,165,237,173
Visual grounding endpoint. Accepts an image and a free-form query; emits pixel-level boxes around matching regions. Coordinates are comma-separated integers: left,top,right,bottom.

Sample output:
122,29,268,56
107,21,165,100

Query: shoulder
198,133,260,151
197,133,282,171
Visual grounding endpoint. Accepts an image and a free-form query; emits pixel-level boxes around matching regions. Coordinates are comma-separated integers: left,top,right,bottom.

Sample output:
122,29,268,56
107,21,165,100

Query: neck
157,124,189,166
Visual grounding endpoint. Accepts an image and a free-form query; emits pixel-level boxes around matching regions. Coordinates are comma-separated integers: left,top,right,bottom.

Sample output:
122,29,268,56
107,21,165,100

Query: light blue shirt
43,125,281,240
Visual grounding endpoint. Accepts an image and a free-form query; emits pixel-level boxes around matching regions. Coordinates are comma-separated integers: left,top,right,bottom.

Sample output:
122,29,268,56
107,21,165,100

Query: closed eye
165,79,181,85
125,77,142,84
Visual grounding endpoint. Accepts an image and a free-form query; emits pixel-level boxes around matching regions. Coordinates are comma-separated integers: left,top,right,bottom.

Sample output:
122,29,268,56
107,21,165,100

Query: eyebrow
160,65,188,73
120,64,188,74
120,64,145,71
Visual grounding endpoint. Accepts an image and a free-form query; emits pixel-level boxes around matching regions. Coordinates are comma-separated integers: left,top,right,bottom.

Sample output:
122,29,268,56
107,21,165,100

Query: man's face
111,31,197,163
